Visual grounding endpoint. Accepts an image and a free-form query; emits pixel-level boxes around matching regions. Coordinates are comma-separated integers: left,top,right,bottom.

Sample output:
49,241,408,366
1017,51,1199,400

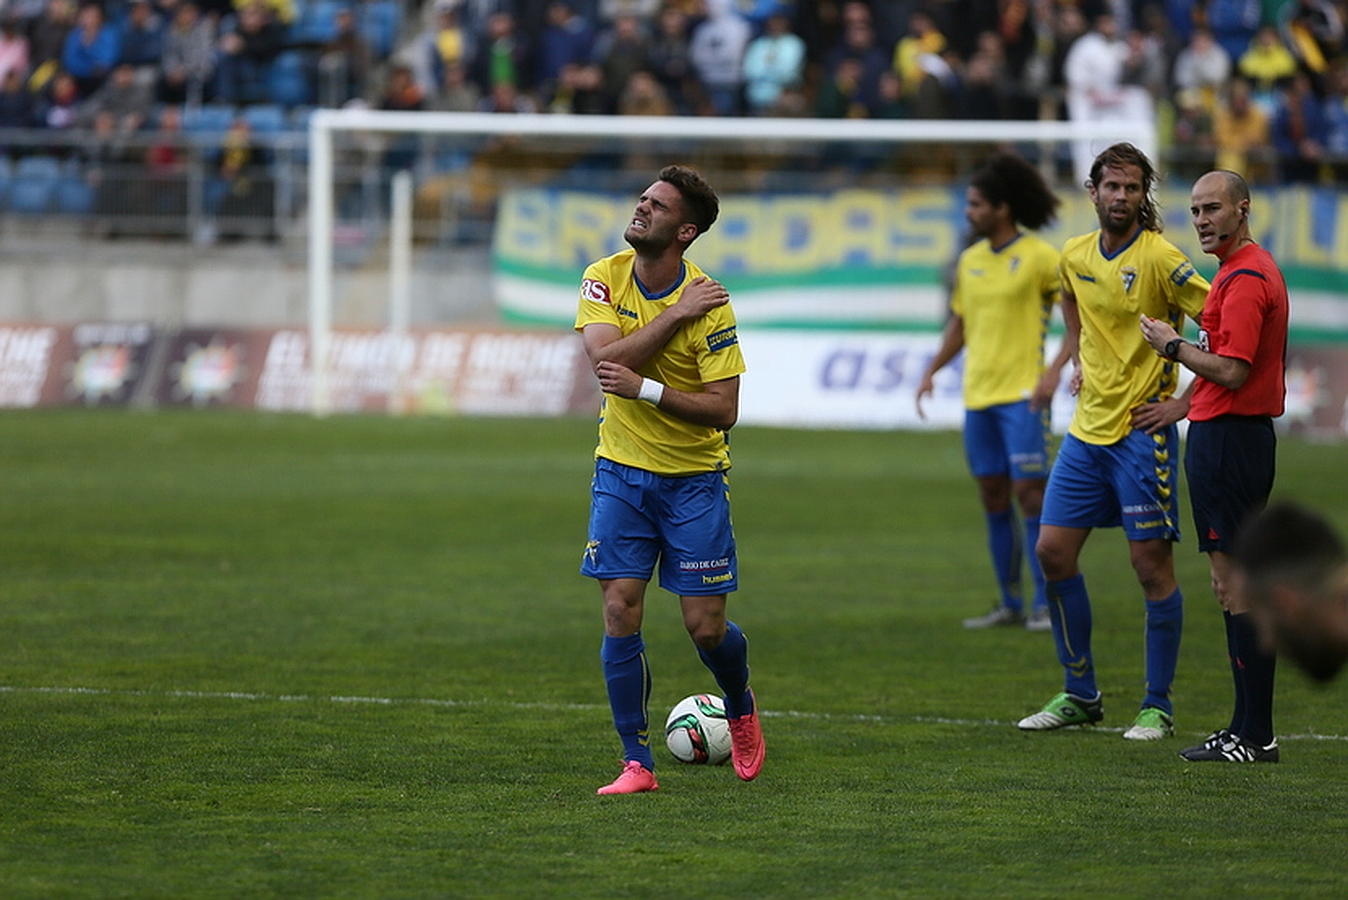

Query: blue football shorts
580,457,738,596
1041,428,1182,542
963,400,1051,480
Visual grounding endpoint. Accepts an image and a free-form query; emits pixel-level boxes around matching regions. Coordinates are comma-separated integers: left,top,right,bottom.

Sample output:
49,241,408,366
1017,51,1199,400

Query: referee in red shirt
1140,169,1289,763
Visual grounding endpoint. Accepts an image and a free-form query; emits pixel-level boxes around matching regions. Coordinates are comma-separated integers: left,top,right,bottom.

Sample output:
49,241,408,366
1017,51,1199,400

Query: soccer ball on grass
664,693,731,765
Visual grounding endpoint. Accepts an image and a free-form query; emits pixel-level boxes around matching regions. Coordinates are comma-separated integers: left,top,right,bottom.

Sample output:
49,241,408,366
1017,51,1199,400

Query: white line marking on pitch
3,684,1346,743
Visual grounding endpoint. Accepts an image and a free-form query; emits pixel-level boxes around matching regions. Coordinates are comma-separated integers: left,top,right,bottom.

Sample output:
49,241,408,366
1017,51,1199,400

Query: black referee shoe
1180,733,1279,763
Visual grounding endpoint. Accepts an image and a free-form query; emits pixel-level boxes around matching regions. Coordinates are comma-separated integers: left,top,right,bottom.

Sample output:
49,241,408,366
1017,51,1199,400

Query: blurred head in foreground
1234,501,1348,682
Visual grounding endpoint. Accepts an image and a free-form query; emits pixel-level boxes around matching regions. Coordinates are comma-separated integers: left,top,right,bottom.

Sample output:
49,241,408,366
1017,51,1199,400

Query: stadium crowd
1,0,1347,225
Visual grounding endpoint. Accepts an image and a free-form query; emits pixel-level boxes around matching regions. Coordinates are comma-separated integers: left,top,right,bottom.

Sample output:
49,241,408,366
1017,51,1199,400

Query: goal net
305,110,1156,421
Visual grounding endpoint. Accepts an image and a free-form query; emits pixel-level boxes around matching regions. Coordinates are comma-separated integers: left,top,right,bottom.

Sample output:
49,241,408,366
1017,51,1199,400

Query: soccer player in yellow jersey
574,165,764,795
1018,143,1212,741
917,153,1071,633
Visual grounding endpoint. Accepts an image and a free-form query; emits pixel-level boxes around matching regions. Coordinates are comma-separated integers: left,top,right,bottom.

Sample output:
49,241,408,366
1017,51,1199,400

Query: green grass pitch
3,409,1347,897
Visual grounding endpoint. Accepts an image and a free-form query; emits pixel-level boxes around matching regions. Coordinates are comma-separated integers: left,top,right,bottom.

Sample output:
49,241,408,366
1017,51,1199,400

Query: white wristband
638,378,665,406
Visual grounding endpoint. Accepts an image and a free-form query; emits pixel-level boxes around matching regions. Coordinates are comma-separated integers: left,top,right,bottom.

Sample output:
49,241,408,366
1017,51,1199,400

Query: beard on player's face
625,221,680,254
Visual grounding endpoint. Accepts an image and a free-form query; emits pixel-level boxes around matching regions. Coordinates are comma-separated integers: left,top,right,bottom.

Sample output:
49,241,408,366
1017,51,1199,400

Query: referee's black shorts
1184,415,1277,554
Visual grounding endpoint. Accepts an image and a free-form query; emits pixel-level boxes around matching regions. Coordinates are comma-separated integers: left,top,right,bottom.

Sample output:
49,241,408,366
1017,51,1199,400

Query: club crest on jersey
581,278,611,305
1120,266,1138,292
1009,256,1021,273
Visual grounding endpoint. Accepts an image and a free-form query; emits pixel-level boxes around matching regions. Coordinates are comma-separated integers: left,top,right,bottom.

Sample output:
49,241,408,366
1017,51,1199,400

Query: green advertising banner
493,184,1348,341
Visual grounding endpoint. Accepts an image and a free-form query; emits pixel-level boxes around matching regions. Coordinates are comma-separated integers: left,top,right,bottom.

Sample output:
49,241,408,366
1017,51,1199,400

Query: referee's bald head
1203,169,1250,205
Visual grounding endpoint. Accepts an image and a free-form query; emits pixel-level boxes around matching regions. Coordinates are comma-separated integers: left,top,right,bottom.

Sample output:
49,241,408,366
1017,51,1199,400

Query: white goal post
305,109,1155,416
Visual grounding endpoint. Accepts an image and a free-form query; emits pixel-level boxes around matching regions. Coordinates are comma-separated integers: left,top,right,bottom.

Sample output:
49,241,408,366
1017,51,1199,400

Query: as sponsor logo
701,571,734,585
581,278,611,305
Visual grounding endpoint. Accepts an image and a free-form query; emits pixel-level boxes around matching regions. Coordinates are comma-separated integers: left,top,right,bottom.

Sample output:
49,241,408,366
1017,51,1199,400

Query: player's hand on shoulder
673,276,730,319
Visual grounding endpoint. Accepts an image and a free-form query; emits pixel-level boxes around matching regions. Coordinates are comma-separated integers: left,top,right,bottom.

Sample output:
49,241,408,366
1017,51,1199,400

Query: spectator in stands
470,10,532,98
646,3,694,113
545,60,605,113
742,10,805,115
379,62,423,171
958,34,1010,120
1173,27,1232,108
1169,88,1216,178
1324,60,1348,166
617,68,672,116
423,0,473,100
36,69,80,128
689,0,749,115
537,1,594,101
1271,69,1329,182
1239,24,1299,104
62,2,120,96
1207,0,1261,64
27,0,77,93
120,0,165,85
234,0,294,26
317,7,372,108
815,54,871,118
159,1,214,104
80,61,153,134
380,61,424,112
0,67,35,130
1045,2,1088,111
593,14,648,109
995,0,1038,88
0,16,30,87
1063,13,1153,184
1122,24,1169,101
893,9,947,103
598,0,658,21
868,69,904,119
429,58,480,111
483,78,539,113
214,1,286,105
206,115,274,240
1214,77,1271,178
145,104,189,225
1284,0,1343,77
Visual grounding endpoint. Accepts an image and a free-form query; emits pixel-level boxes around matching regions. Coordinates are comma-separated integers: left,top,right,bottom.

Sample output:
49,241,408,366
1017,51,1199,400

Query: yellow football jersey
950,232,1061,410
574,249,746,475
1059,228,1211,445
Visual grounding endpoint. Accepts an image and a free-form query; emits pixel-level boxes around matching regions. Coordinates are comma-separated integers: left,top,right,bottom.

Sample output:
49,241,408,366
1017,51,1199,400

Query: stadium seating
183,104,238,135
242,103,289,135
267,51,315,108
55,158,95,215
360,0,402,59
8,155,61,214
293,0,347,44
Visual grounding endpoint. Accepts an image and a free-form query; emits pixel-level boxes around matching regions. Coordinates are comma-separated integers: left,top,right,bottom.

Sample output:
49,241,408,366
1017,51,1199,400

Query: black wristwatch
1163,337,1186,361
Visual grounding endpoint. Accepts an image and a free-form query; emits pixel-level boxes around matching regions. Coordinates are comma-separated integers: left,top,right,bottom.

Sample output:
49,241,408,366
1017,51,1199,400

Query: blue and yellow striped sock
1047,574,1096,699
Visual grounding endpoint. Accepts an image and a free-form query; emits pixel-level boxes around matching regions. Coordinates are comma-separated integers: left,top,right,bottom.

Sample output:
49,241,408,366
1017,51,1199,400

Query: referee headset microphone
1219,209,1249,242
